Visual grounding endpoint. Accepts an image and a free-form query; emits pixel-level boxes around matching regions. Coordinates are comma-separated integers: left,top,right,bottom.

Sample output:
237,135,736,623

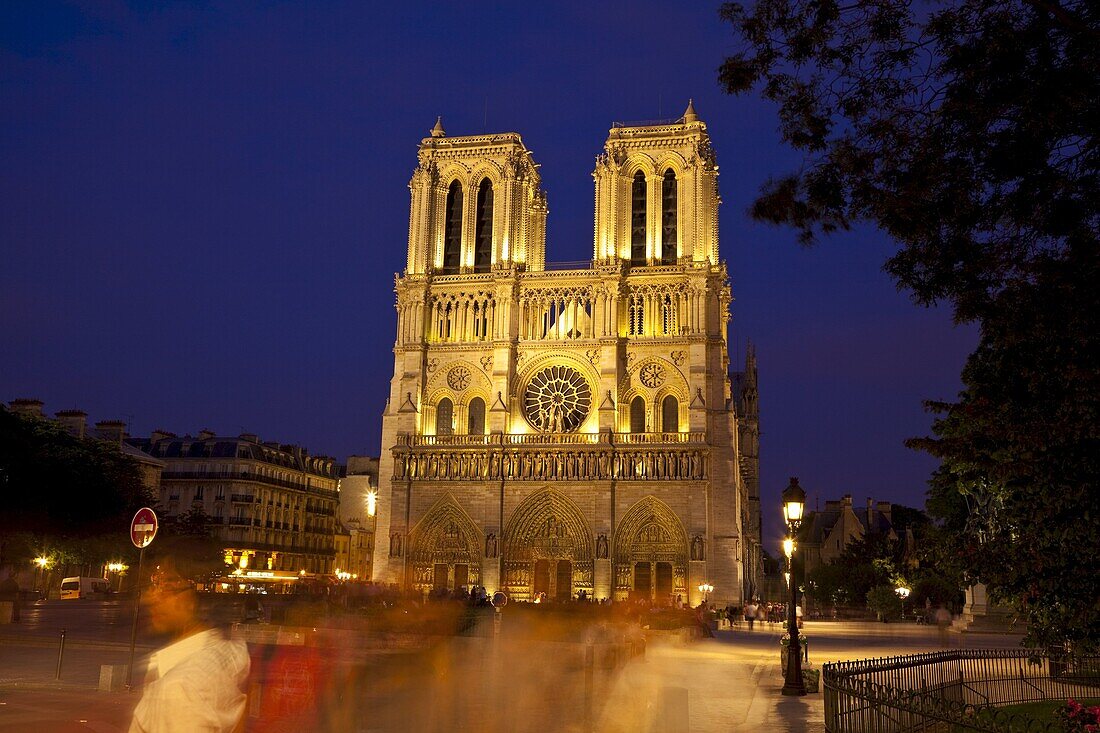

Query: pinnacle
430,116,446,138
682,99,698,123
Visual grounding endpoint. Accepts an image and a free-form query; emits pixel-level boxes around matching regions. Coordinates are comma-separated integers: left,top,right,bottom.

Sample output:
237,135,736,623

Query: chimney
55,410,87,438
197,429,215,441
9,398,45,418
96,420,127,445
877,501,892,526
867,497,875,529
841,495,852,508
151,429,176,442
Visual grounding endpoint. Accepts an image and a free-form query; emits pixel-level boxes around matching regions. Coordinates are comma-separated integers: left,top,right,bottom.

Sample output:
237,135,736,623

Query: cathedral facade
371,104,760,606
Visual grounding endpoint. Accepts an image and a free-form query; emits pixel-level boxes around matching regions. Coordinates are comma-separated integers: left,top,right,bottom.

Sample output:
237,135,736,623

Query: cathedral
371,102,761,606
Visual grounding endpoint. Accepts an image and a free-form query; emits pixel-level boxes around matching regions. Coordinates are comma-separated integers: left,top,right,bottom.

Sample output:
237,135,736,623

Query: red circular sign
130,507,158,548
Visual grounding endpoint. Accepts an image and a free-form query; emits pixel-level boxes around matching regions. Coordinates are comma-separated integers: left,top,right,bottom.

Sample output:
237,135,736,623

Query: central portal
503,488,594,602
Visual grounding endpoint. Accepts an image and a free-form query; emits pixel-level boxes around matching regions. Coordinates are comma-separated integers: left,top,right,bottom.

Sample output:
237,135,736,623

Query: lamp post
107,562,127,592
34,556,51,595
781,477,807,696
895,584,910,620
698,582,714,605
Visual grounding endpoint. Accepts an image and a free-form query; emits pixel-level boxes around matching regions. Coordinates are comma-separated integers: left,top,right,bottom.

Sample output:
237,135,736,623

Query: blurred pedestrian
934,604,952,648
130,559,250,733
744,600,757,629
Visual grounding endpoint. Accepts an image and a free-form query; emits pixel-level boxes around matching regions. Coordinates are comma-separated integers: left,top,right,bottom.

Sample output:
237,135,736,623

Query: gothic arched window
630,396,646,434
437,398,454,435
661,169,677,264
661,395,679,433
467,397,486,435
474,179,493,273
442,181,463,274
630,171,647,265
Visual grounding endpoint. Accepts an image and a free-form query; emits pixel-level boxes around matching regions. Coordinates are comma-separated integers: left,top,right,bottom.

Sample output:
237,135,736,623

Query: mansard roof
127,432,338,478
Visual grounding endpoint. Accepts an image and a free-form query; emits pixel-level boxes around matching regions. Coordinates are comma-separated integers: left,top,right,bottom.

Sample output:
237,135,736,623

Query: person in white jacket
130,560,250,733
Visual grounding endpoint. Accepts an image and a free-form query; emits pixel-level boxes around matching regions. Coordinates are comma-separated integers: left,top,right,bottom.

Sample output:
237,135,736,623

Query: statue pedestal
953,584,1017,633
593,559,611,601
481,560,501,596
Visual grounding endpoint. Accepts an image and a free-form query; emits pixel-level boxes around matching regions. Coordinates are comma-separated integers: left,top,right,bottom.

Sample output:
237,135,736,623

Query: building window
628,293,645,336
630,396,646,434
661,169,677,264
631,171,647,265
661,293,677,335
195,486,204,500
437,398,454,435
442,180,463,274
467,397,486,435
474,179,493,273
661,395,679,433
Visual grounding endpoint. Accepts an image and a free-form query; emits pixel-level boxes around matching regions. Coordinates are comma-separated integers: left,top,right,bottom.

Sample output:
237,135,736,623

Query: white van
60,577,110,600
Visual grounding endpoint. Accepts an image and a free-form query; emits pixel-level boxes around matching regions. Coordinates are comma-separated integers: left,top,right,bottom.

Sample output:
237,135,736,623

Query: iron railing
824,648,1100,732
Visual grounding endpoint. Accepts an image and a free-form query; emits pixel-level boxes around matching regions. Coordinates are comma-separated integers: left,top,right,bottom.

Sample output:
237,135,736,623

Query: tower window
630,396,646,434
630,171,646,265
661,294,677,335
442,181,462,274
628,294,645,336
468,397,486,435
661,169,677,264
474,179,493,273
661,395,679,433
437,398,454,435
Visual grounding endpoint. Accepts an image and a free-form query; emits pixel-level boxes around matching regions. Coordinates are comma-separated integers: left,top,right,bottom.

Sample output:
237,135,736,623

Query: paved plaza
0,602,1024,733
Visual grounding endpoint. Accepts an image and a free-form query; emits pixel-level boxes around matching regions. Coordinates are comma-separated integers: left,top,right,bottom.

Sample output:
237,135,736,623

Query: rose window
447,366,471,391
639,362,666,388
523,365,592,433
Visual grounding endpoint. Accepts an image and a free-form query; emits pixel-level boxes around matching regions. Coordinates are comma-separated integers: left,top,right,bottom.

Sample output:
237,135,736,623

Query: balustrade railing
398,431,704,448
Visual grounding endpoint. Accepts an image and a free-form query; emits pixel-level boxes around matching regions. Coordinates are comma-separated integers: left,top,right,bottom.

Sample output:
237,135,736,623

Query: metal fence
823,648,1100,732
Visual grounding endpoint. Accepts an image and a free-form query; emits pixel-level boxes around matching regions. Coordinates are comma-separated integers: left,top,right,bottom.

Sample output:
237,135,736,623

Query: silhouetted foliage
0,408,154,564
720,0,1099,650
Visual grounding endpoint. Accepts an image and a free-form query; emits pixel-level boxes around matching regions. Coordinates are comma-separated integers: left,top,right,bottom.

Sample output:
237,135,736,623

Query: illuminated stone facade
372,104,759,606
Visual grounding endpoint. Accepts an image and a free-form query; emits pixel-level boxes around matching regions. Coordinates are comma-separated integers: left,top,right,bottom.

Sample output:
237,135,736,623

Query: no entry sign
130,507,158,549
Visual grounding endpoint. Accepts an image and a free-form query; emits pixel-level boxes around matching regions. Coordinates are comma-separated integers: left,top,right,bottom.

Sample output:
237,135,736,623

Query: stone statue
691,535,704,561
486,533,498,558
390,532,403,558
596,534,609,559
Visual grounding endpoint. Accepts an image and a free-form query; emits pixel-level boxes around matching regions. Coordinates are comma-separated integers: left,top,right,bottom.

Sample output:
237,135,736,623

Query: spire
681,99,698,123
430,116,446,138
745,340,757,386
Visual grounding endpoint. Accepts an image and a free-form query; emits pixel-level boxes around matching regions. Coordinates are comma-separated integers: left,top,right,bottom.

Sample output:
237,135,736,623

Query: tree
867,584,904,622
719,0,1099,650
0,407,155,567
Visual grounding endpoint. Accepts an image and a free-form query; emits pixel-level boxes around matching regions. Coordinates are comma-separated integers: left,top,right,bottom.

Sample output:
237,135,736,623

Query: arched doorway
613,496,689,604
503,488,594,602
406,496,482,595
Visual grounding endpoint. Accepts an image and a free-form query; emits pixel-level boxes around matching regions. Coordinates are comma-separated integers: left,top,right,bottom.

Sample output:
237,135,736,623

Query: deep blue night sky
0,2,976,545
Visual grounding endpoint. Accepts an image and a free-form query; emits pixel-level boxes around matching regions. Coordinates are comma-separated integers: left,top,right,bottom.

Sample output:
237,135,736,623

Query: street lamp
366,490,377,518
781,477,807,696
698,582,714,604
33,556,51,594
106,562,128,592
